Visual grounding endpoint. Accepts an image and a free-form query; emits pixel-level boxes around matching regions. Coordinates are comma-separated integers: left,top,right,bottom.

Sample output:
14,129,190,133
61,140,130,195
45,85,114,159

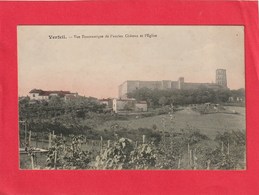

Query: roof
116,98,136,101
29,89,72,96
29,89,43,93
99,98,112,101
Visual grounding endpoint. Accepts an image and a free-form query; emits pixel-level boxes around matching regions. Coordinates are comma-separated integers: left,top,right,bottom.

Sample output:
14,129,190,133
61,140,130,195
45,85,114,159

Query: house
29,89,48,100
29,89,78,101
99,98,113,108
64,93,79,101
228,96,245,103
112,98,147,113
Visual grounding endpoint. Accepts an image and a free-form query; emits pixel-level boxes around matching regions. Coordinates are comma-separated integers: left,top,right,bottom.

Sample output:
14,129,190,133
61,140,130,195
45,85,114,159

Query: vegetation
46,135,93,169
19,96,109,137
127,88,245,107
19,96,106,120
19,91,246,170
20,129,246,170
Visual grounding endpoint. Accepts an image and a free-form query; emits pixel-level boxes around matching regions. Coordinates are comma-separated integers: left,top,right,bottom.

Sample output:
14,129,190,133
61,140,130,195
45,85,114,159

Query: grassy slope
96,106,246,138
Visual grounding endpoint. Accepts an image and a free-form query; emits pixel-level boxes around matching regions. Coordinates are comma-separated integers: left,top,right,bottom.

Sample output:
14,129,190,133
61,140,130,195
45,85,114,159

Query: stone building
29,89,78,101
112,98,148,113
118,69,227,98
216,69,227,88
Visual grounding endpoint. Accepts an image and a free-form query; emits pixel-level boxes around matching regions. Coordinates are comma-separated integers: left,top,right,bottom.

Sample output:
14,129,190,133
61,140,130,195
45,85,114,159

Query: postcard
18,25,245,170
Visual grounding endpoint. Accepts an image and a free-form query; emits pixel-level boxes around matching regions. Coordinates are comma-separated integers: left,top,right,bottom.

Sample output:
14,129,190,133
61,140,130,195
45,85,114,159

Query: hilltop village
24,69,244,114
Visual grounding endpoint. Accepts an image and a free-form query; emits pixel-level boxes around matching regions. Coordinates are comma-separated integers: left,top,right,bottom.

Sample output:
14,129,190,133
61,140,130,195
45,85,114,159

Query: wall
29,93,48,100
29,93,40,100
183,82,223,90
119,81,129,98
139,81,161,90
161,80,172,89
113,99,136,113
135,103,147,112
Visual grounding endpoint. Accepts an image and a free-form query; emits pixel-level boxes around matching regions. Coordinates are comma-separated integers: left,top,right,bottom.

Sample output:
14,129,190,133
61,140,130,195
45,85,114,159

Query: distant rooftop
29,89,73,97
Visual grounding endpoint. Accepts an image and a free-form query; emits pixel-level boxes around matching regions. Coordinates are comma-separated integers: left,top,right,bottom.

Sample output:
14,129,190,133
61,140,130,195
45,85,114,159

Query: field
96,106,246,138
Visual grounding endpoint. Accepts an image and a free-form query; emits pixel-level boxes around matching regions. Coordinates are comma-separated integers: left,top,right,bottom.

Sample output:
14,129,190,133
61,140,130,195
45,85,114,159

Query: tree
158,96,168,106
49,96,64,107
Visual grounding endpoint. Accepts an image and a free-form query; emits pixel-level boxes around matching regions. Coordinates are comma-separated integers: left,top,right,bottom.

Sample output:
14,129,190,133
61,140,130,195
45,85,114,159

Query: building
113,98,136,113
29,89,78,101
64,93,79,101
99,98,113,108
112,98,148,113
119,69,227,98
216,69,227,88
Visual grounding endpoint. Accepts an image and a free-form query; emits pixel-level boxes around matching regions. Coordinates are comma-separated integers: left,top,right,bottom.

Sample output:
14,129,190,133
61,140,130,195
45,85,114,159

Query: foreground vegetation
19,89,246,170
21,129,246,170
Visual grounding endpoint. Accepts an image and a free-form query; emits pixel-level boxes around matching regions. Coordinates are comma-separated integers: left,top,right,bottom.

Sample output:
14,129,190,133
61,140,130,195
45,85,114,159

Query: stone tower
216,69,227,88
178,77,184,89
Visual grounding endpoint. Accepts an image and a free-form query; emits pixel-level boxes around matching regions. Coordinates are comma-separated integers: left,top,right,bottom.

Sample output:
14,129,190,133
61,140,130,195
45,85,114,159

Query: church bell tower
216,69,227,88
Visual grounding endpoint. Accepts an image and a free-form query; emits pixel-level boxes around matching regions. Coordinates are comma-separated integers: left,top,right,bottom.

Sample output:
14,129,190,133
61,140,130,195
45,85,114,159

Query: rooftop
29,89,73,97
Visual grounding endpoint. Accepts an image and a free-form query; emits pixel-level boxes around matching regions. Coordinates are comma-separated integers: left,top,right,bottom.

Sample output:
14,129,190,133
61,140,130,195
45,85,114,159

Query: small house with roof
29,89,78,101
112,98,148,113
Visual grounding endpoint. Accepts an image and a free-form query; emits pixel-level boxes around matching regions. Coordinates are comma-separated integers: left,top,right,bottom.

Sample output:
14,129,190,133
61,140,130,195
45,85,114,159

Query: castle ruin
119,69,227,98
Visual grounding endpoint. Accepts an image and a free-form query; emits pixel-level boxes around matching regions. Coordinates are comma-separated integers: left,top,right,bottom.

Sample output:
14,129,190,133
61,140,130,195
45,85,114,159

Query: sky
18,25,244,98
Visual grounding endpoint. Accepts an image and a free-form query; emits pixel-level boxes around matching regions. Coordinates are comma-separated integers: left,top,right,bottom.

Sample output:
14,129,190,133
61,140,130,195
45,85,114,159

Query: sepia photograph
18,25,246,170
